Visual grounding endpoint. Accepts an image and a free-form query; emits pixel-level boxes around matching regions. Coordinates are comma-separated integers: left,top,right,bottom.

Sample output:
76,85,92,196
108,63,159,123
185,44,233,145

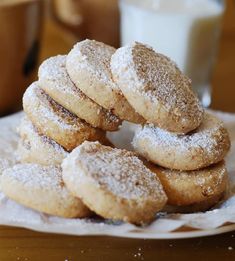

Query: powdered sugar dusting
0,159,14,176
0,163,88,218
17,116,68,165
64,141,166,200
38,55,86,97
38,55,120,127
111,42,204,127
134,112,230,158
68,39,119,91
23,82,95,132
0,113,20,179
3,164,62,190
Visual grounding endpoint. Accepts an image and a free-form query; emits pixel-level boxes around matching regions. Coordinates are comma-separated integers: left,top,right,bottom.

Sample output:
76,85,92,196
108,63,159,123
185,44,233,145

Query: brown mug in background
0,0,43,116
52,0,120,47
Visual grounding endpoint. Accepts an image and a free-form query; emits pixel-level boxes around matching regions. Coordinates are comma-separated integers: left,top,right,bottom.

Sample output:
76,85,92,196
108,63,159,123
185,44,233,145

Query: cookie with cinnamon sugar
133,112,231,171
17,116,113,166
1,164,91,218
147,161,228,212
38,55,121,131
66,39,145,124
17,116,68,166
62,141,167,225
111,42,204,134
23,82,106,151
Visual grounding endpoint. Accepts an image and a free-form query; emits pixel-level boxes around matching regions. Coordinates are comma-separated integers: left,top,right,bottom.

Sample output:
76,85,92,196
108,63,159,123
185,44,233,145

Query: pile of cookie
0,40,231,225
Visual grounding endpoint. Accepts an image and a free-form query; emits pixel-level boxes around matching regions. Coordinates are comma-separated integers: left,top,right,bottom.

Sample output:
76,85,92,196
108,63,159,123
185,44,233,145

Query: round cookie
17,116,113,165
133,112,231,171
38,55,121,131
147,161,228,211
62,141,167,225
17,116,68,166
111,42,204,134
66,39,145,124
0,164,91,218
23,82,106,151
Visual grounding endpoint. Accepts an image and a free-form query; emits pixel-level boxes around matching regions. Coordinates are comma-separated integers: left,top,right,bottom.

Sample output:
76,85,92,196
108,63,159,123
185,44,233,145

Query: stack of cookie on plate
111,42,230,212
0,40,231,225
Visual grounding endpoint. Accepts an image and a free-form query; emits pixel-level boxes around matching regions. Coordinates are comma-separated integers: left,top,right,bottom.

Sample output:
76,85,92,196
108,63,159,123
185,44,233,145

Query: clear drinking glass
119,0,225,107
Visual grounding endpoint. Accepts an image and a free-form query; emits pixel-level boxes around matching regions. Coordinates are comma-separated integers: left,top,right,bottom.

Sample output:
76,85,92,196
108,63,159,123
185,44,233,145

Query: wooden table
0,226,234,261
0,1,235,261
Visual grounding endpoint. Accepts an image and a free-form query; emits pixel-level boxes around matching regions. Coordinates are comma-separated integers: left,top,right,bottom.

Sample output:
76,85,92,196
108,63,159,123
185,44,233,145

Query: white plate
1,219,235,239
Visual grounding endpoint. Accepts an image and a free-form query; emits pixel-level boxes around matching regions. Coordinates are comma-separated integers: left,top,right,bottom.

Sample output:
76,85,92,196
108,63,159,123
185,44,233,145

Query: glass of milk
119,0,225,107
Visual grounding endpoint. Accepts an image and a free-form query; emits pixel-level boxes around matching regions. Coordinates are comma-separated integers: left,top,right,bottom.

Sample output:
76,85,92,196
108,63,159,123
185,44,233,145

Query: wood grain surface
0,1,235,261
0,226,234,261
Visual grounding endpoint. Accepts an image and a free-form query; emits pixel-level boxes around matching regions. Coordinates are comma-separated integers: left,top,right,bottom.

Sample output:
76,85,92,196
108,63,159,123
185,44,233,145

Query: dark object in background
52,0,120,48
23,40,40,77
0,0,43,116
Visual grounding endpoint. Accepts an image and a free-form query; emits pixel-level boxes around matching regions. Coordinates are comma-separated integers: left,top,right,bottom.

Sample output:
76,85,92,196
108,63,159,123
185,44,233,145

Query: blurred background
0,0,234,116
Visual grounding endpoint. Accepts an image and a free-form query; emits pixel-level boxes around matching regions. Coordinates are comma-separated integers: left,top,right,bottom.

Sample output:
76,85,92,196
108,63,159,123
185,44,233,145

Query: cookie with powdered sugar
0,164,91,218
147,161,228,212
17,116,114,165
133,112,230,171
23,82,106,151
111,42,204,134
66,39,145,124
62,141,167,225
17,116,68,166
38,55,121,131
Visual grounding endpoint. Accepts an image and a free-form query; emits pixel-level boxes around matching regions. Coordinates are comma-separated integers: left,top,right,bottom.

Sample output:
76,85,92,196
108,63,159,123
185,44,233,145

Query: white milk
120,0,225,106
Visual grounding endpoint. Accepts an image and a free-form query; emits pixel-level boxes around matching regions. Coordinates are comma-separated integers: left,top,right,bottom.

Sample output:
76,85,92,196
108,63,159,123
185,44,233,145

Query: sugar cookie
66,39,145,124
0,164,91,218
133,113,230,171
23,82,105,151
62,141,167,225
38,55,121,131
147,161,227,210
17,116,68,166
111,42,204,133
17,116,113,165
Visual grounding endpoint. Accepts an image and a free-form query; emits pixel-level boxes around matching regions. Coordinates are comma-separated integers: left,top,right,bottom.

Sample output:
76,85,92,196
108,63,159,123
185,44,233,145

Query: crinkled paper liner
0,111,235,239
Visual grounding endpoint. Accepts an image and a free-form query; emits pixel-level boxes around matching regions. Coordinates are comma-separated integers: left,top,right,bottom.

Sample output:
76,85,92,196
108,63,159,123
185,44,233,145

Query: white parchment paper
0,111,235,238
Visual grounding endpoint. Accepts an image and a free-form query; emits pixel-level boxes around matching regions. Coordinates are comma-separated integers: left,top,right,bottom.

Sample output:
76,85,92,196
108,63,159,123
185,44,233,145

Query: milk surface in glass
120,0,225,107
